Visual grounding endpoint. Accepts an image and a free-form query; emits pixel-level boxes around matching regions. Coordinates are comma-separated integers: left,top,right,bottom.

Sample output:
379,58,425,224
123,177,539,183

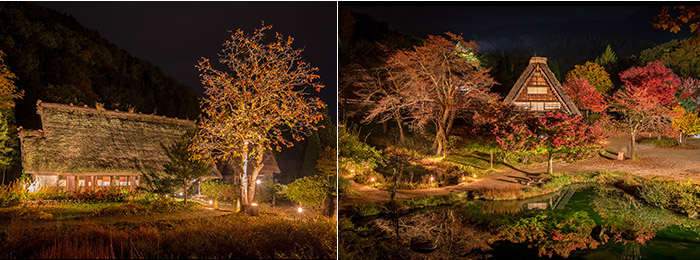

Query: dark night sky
344,4,690,48
35,1,338,122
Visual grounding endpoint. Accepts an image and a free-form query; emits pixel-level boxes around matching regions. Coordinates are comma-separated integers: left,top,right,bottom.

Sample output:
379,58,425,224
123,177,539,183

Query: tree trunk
183,178,188,205
631,130,637,159
240,174,249,208
396,118,405,146
435,128,444,156
489,150,494,170
246,151,266,206
391,169,398,201
547,152,553,175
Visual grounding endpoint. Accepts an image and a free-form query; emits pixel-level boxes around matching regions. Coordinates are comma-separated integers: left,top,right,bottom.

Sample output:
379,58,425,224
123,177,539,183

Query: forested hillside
0,2,200,129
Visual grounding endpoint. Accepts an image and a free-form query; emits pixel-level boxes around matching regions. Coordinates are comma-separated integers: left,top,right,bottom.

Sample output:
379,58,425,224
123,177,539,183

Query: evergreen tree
0,115,13,185
594,44,618,69
162,131,212,204
299,130,321,178
548,59,562,82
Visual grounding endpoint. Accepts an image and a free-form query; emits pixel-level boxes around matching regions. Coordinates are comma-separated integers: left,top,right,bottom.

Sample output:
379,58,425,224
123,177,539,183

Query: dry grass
0,213,336,259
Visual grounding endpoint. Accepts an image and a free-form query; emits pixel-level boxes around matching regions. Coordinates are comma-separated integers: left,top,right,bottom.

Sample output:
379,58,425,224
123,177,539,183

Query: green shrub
403,194,459,209
93,201,147,217
353,203,380,217
638,182,672,209
201,179,239,203
338,176,350,195
676,192,700,216
339,125,385,173
286,175,331,208
0,182,27,207
72,187,131,203
639,138,677,147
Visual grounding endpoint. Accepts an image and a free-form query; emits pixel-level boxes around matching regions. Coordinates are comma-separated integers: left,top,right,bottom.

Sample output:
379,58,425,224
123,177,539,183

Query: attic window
527,87,547,94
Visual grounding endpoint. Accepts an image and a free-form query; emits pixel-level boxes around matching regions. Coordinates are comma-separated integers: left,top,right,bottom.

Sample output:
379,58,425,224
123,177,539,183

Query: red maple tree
495,112,606,174
562,78,608,114
612,61,680,159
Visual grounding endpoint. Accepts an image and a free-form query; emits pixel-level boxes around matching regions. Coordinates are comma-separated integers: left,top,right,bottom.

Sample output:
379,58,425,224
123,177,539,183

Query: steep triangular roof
504,57,581,116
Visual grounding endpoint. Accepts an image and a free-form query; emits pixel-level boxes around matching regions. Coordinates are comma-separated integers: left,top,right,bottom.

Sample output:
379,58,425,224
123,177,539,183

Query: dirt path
341,136,700,210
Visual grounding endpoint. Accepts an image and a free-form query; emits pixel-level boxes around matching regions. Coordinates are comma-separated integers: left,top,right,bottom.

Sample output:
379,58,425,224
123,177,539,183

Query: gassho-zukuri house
18,100,280,191
504,56,582,116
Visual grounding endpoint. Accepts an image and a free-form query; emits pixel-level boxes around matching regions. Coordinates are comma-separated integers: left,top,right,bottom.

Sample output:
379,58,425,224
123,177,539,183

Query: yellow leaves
0,50,22,111
672,106,700,135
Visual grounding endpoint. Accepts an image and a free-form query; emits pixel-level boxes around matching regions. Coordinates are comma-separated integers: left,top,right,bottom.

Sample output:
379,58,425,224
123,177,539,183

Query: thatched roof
19,100,195,175
504,57,581,116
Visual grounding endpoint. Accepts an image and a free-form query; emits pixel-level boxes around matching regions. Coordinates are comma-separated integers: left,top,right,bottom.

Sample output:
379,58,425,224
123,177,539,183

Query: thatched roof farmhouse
504,57,582,116
18,100,278,191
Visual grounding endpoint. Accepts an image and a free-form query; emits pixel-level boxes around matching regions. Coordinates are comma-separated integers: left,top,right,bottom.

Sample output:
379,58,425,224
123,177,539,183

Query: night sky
35,1,338,122
344,4,691,49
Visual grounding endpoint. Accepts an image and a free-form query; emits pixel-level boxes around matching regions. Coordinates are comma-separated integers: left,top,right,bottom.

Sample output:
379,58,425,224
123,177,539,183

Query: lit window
527,87,548,94
514,102,530,108
531,102,544,111
545,102,561,110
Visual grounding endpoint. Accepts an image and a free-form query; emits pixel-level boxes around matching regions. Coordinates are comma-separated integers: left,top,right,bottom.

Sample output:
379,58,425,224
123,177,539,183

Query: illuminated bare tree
354,61,413,145
193,25,325,208
391,33,496,156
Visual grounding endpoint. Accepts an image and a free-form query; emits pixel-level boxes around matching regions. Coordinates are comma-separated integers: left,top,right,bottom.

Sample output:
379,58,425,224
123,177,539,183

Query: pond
340,185,700,260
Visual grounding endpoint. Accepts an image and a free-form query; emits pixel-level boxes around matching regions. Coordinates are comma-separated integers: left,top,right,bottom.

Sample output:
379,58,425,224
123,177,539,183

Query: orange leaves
0,50,22,112
654,6,700,37
193,24,324,164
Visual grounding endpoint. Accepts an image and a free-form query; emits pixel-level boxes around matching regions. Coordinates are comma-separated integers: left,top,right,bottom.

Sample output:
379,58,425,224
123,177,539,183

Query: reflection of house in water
18,100,221,190
526,188,577,210
481,188,578,214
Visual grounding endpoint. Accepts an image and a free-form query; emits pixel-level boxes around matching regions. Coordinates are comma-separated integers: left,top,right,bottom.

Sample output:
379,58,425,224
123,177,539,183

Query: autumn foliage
671,106,700,145
494,112,606,174
388,32,497,155
612,61,681,158
654,6,700,41
0,50,22,113
562,78,608,114
565,61,614,95
193,25,325,207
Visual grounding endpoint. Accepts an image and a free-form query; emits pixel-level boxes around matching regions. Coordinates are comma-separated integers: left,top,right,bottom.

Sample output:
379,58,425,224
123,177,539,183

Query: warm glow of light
350,169,355,173
473,174,477,178
462,176,465,180
251,203,258,206
370,177,375,182
179,192,183,196
256,179,261,184
430,176,434,182
298,207,303,213
209,200,213,205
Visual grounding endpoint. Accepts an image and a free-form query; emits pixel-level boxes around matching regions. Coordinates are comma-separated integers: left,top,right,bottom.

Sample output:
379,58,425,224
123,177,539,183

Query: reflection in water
342,185,700,259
